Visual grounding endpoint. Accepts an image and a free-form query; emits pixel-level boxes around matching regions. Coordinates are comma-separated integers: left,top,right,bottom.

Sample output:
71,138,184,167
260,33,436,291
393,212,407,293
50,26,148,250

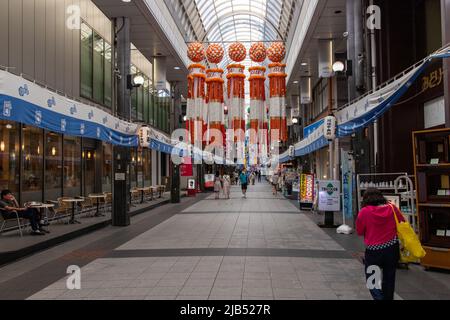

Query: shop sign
341,149,354,219
300,174,314,204
188,179,196,190
204,174,215,188
323,116,336,141
318,180,341,212
180,158,193,177
422,67,443,92
138,126,151,148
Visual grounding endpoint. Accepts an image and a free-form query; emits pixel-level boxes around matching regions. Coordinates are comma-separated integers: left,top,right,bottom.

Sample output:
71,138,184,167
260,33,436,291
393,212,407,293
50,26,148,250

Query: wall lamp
127,74,145,90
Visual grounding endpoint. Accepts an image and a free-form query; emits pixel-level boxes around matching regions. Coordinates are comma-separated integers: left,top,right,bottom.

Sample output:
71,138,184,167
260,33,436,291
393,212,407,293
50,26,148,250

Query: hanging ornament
206,44,224,64
267,42,286,63
228,42,247,62
268,63,288,145
187,42,205,63
249,42,267,63
205,69,225,156
248,66,266,165
187,64,206,145
227,64,246,148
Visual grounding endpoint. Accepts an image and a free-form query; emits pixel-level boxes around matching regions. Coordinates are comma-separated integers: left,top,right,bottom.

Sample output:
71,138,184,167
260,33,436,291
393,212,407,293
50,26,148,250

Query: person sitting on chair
0,190,48,235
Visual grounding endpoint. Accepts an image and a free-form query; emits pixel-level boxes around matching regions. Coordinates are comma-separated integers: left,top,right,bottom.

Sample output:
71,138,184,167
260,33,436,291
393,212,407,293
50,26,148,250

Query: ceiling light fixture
332,61,345,73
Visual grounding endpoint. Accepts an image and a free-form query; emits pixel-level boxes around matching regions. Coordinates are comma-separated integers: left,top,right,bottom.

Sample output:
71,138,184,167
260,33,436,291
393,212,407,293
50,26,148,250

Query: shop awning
291,45,450,158
0,70,139,147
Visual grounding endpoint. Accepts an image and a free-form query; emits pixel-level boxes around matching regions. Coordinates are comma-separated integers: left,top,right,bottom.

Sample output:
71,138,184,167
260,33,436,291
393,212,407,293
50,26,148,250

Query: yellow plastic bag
390,205,426,263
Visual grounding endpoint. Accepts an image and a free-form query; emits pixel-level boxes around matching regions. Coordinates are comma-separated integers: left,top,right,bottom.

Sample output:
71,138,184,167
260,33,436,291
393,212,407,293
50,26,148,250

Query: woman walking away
356,188,405,301
222,175,231,199
214,172,222,200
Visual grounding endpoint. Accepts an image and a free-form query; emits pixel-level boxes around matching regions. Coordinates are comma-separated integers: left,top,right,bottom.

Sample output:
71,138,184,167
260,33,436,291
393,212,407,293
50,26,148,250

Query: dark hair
1,190,12,199
361,188,388,208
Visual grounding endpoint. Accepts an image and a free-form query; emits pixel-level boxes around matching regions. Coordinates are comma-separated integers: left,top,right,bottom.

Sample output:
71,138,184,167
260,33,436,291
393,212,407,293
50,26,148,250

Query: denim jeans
2,208,40,231
364,242,400,300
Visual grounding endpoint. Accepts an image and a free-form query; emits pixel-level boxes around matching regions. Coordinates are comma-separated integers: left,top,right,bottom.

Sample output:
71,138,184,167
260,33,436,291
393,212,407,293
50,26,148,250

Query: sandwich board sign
318,180,341,212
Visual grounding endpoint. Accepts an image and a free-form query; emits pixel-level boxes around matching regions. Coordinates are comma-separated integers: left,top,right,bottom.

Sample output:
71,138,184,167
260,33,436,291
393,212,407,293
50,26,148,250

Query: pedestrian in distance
239,170,249,198
214,172,222,200
222,175,231,199
272,173,279,195
356,188,405,301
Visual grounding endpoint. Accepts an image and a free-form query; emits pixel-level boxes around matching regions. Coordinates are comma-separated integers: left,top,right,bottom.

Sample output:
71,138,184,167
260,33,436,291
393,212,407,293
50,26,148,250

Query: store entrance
83,148,96,196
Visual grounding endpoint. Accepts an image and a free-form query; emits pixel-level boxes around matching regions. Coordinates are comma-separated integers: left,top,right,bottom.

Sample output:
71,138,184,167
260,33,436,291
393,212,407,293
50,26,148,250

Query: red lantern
267,42,286,63
206,44,224,64
187,42,205,63
228,42,247,62
249,42,267,63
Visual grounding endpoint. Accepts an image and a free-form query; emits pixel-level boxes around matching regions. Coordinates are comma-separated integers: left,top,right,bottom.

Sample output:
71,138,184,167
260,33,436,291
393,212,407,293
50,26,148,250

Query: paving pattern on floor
26,183,374,300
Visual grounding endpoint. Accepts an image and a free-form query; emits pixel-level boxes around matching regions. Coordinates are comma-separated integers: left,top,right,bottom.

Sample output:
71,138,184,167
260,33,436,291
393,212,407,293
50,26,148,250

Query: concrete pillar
112,17,131,227
442,0,450,127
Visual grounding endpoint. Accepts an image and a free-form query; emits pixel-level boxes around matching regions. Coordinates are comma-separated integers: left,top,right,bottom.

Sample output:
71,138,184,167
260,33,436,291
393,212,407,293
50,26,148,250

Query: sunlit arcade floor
0,183,449,300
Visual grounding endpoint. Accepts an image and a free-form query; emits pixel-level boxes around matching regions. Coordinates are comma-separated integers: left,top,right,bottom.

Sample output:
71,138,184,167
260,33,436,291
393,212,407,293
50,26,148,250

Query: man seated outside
0,190,48,235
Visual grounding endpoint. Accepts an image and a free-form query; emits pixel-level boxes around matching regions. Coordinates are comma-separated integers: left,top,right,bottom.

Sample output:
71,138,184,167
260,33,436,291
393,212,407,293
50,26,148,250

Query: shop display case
413,128,450,271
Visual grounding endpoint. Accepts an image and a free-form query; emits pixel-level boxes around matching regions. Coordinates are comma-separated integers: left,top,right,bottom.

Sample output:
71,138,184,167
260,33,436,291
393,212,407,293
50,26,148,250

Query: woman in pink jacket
356,188,405,301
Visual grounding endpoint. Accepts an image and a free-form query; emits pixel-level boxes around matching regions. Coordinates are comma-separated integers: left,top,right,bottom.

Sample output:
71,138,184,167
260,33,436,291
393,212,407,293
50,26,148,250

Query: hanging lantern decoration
268,62,288,145
205,68,225,146
249,42,267,63
187,42,205,63
228,42,247,63
267,42,286,63
206,44,225,64
248,66,266,164
187,63,206,146
226,64,246,144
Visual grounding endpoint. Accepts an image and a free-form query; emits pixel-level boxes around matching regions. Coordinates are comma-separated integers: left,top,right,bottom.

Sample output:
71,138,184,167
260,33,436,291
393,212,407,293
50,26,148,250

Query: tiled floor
27,183,374,300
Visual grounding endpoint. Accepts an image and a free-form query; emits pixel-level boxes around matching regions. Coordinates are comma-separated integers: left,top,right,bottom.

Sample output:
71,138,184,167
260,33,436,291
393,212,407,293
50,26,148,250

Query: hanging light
87,151,92,159
332,61,345,73
52,147,56,156
0,141,4,152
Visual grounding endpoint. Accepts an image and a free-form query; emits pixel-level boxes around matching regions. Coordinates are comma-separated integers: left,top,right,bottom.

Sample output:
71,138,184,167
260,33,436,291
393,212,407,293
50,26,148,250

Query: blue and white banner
0,70,138,147
291,46,450,158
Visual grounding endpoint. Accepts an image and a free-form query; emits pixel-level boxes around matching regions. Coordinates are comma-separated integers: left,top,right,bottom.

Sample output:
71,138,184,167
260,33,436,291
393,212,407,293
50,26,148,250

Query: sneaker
39,228,50,234
31,230,46,236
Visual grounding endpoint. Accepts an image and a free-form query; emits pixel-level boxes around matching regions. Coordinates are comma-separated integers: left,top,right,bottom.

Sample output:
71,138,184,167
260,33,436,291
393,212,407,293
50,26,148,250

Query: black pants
364,242,400,300
2,208,41,231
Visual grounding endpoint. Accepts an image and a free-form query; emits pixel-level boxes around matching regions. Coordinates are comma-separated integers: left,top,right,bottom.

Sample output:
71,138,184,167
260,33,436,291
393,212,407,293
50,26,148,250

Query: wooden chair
52,197,72,223
130,189,140,204
80,197,94,217
144,188,152,201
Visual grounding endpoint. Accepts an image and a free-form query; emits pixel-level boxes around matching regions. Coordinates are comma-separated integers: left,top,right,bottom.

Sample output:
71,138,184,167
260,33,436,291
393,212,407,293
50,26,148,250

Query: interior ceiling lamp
268,42,288,147
186,42,206,146
227,42,246,145
292,118,299,124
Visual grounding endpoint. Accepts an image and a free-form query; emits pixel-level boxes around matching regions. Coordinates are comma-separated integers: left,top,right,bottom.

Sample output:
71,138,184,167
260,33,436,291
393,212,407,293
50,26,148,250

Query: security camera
343,31,349,38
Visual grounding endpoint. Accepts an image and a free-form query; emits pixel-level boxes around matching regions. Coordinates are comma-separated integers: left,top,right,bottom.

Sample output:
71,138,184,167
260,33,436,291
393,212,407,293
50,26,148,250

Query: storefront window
80,22,93,99
102,143,112,192
22,126,43,204
137,149,144,188
143,149,151,186
0,121,20,196
63,136,81,197
130,148,137,188
93,32,105,104
83,148,96,196
45,132,63,201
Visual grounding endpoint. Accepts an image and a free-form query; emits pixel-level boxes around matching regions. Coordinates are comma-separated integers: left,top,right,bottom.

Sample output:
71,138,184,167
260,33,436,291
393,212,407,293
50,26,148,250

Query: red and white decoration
228,42,247,63
206,44,225,65
249,42,267,63
248,66,266,164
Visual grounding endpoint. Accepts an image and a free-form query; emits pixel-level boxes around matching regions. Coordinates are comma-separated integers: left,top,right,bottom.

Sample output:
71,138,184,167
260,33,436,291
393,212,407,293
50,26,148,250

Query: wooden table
135,187,150,204
88,194,107,217
62,198,84,224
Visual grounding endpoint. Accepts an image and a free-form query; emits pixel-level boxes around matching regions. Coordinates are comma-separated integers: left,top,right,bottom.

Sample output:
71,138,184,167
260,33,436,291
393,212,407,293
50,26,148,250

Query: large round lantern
267,42,286,63
249,42,267,63
187,42,205,63
228,42,247,62
206,44,224,64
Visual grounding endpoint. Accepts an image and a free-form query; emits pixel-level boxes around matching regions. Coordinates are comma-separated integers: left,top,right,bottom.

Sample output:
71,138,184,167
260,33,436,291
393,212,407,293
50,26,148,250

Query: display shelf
413,128,450,271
